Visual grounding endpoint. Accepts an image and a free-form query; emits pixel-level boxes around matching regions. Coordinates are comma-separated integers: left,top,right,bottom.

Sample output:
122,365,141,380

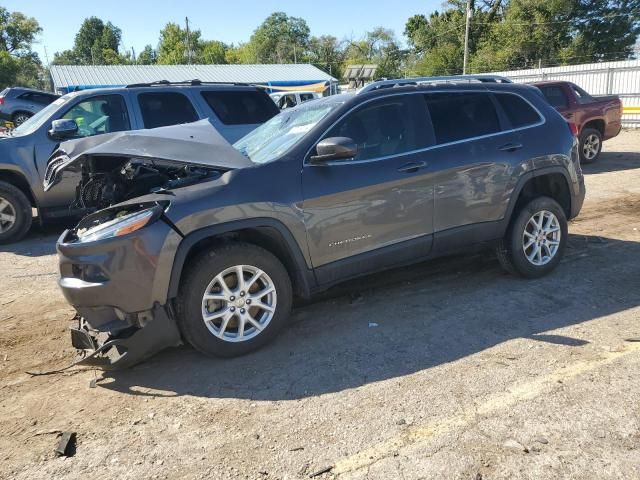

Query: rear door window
138,92,199,129
300,93,315,102
425,92,501,144
201,90,279,125
539,86,569,109
494,93,542,129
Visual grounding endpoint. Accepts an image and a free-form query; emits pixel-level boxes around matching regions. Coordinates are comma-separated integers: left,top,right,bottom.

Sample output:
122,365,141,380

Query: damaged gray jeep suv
48,75,585,368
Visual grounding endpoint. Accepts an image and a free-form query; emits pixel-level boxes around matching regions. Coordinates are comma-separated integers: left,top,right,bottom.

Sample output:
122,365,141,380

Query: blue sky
6,0,444,64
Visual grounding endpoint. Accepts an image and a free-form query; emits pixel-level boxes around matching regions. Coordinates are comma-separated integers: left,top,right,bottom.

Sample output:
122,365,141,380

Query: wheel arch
167,218,314,301
582,118,605,136
505,168,573,227
0,169,36,207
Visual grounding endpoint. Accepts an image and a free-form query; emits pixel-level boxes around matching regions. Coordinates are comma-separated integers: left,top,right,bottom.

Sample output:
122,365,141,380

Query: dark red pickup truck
531,81,622,163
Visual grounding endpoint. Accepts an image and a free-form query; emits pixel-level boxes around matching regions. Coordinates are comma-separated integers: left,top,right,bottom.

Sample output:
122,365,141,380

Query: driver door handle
397,161,428,173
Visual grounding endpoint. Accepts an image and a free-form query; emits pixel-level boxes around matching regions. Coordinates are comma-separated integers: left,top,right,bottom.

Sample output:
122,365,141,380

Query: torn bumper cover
57,218,183,369
70,305,181,370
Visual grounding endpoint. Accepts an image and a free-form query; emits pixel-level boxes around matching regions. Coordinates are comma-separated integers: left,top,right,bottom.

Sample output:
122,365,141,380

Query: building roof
49,64,337,92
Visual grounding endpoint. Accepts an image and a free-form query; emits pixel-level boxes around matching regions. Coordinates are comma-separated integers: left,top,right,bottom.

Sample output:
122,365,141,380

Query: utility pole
463,0,471,74
43,46,50,67
185,16,192,64
132,47,136,65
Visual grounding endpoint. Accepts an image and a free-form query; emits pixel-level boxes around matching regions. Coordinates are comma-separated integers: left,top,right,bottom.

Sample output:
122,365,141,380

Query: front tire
0,181,32,245
176,242,293,358
579,127,602,164
496,196,568,278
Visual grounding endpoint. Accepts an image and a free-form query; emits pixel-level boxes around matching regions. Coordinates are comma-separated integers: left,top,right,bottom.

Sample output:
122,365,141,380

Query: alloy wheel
201,265,277,342
522,210,561,266
582,134,600,161
0,196,17,233
13,113,31,126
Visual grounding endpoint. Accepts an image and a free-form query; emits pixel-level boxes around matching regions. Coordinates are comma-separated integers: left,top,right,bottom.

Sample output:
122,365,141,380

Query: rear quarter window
494,93,542,128
201,90,279,125
425,92,501,144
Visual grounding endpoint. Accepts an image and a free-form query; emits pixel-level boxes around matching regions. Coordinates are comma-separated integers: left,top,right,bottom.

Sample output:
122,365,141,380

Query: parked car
530,81,622,163
0,87,59,127
0,81,279,244
50,75,585,369
270,91,321,109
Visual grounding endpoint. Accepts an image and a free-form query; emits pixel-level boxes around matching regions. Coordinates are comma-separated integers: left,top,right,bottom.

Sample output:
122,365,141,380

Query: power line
471,10,640,26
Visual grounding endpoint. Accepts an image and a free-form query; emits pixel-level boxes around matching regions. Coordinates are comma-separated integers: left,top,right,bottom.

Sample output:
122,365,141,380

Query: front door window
62,95,130,137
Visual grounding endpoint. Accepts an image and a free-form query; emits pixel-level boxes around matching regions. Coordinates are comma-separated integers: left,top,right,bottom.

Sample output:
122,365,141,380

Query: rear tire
0,181,32,244
175,242,293,358
496,196,567,278
579,127,602,164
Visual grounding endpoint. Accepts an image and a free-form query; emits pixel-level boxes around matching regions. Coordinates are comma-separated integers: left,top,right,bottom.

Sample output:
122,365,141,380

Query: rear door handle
397,161,428,173
498,143,523,152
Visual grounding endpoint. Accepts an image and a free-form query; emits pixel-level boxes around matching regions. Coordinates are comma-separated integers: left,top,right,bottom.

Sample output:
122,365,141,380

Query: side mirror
309,137,357,164
49,119,78,140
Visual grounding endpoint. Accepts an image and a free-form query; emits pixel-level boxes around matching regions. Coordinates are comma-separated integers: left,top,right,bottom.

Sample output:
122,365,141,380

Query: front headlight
76,207,160,243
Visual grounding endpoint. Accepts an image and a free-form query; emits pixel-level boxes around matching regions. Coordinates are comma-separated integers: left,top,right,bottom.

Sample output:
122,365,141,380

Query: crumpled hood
44,119,253,191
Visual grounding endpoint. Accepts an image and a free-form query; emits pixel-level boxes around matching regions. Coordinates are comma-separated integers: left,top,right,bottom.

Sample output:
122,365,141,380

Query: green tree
0,6,45,89
224,42,257,64
560,0,640,63
306,35,345,77
343,28,405,78
137,44,157,65
248,12,310,63
52,17,126,65
471,0,575,71
52,49,79,65
157,22,203,64
199,40,227,64
0,7,41,54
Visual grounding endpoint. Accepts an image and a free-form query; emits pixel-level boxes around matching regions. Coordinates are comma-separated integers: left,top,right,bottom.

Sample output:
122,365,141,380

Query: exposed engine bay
43,119,255,213
69,155,222,210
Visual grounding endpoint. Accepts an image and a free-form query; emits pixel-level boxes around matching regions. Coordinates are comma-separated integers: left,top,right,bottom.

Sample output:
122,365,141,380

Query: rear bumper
56,221,183,369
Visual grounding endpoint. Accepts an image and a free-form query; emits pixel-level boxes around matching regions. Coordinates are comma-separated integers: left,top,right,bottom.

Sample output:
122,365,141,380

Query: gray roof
50,64,337,90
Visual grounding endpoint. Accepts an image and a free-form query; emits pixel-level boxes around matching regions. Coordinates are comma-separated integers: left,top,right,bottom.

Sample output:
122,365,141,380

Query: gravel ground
1,130,639,480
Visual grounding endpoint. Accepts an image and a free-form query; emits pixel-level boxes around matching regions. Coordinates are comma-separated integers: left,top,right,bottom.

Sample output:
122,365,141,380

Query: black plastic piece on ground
55,432,76,457
74,304,182,370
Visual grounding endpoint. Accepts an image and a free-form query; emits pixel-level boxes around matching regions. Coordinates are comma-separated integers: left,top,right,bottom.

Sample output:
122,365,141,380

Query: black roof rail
125,79,252,88
357,74,513,94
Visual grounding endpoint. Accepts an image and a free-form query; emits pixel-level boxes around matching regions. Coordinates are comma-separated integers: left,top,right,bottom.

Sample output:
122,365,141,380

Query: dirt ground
1,131,640,480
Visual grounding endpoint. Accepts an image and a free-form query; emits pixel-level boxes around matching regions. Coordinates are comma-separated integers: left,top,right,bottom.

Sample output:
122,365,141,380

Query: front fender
166,217,314,301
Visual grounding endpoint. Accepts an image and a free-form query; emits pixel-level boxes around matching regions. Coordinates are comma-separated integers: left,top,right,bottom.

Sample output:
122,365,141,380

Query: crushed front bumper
57,219,183,369
70,305,181,370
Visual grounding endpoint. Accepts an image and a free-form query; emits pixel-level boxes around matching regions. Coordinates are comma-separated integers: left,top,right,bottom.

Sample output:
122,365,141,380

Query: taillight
567,122,578,137
0,97,4,106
